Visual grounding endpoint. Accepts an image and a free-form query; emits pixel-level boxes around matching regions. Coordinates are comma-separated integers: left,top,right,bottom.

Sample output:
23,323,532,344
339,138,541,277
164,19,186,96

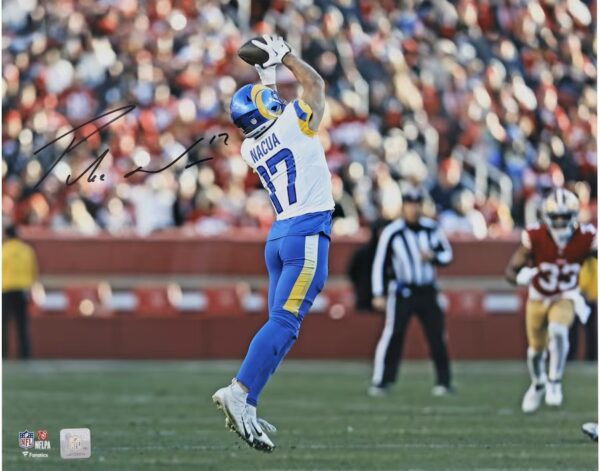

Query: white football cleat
246,405,275,452
257,417,277,434
226,413,278,435
212,380,254,447
521,383,545,413
432,385,453,397
582,423,598,442
545,381,563,407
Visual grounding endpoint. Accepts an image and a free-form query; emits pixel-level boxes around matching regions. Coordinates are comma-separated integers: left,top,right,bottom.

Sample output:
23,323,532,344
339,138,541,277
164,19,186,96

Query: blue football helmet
230,84,285,137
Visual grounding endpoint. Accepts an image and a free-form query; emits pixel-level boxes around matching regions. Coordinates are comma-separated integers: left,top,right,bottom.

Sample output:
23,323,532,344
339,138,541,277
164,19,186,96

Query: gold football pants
526,299,575,351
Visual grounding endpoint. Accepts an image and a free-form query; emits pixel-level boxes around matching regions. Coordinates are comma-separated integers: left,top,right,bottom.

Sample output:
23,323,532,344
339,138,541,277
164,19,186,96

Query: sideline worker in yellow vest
2,225,38,359
569,257,597,361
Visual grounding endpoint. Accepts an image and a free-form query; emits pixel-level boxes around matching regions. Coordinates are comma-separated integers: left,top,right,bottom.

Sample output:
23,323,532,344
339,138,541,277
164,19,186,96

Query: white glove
254,64,276,86
252,34,291,68
564,291,592,324
516,266,538,286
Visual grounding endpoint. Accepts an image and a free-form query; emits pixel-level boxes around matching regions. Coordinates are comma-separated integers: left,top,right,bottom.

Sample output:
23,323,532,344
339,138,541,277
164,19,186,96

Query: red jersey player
506,188,596,412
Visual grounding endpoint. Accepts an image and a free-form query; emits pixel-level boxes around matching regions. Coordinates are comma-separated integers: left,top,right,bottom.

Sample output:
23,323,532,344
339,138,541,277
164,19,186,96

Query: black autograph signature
32,104,228,190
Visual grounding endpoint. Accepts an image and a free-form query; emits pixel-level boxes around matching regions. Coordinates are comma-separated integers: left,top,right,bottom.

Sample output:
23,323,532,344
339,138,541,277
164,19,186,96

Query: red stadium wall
24,230,517,277
4,231,531,360
16,312,527,360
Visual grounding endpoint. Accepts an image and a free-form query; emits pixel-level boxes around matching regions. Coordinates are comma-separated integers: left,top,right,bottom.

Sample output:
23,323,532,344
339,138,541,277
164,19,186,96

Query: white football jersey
240,99,334,220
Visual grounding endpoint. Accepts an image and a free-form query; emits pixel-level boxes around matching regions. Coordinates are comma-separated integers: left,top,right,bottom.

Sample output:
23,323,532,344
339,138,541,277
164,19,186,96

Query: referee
369,188,453,396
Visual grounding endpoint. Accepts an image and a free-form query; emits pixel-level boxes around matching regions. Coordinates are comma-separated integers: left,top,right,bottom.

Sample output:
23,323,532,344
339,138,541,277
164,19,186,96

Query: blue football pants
236,233,330,406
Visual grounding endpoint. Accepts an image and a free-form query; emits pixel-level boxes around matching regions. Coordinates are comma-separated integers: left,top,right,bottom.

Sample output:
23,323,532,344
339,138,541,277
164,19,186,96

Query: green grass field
3,360,598,471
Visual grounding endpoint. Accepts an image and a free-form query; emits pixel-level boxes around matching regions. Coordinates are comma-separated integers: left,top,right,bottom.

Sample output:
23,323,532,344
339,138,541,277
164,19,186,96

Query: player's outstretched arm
505,244,533,285
282,53,326,133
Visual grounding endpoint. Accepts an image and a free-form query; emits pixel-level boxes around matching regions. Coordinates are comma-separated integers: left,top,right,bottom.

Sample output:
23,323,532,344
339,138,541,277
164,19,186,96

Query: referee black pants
2,290,31,359
372,288,451,387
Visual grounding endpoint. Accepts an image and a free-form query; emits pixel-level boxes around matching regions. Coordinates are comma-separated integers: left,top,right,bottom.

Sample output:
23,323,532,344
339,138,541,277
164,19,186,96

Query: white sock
548,322,569,382
527,347,547,385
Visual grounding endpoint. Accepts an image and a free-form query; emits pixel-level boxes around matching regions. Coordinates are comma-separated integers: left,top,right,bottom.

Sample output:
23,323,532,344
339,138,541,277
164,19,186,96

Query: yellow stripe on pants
283,235,319,316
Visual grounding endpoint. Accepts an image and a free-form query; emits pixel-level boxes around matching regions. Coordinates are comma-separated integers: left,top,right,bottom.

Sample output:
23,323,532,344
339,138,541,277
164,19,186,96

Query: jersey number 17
256,148,297,214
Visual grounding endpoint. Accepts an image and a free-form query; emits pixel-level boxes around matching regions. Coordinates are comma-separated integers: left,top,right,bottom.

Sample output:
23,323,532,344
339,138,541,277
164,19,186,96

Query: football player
212,35,334,451
506,188,596,412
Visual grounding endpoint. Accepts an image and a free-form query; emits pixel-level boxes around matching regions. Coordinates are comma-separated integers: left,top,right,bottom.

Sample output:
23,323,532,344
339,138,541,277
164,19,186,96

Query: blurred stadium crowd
2,0,597,238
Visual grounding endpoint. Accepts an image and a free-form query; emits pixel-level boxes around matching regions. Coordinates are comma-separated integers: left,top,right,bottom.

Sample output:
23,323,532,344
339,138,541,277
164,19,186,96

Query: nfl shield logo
19,430,34,450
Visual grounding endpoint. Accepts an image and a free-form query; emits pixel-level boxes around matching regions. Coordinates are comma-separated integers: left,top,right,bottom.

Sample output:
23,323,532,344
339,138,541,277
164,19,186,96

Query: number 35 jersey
240,99,335,225
522,223,597,300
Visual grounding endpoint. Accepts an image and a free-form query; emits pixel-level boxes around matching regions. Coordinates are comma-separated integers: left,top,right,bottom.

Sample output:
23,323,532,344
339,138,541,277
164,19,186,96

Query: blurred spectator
2,225,37,359
522,146,565,226
51,196,100,235
573,181,597,225
429,159,465,213
439,189,487,239
480,195,514,238
331,174,359,235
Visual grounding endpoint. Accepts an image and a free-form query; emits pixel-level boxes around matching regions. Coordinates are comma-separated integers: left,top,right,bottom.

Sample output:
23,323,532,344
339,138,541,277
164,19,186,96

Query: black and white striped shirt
372,217,453,297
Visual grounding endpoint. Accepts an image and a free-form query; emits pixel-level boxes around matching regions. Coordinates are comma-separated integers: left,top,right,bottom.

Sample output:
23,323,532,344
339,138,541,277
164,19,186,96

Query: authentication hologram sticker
60,428,91,459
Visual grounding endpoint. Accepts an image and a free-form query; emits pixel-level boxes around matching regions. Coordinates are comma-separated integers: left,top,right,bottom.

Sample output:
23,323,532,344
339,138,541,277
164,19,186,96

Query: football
238,37,269,66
